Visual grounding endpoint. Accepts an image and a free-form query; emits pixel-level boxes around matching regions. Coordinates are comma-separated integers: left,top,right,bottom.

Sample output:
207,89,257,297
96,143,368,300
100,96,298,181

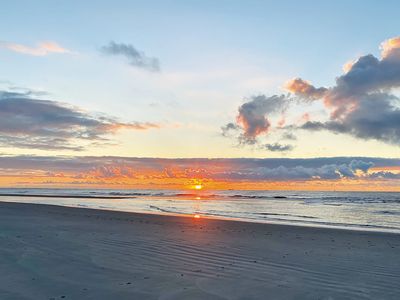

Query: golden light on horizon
194,184,203,190
194,214,200,219
1,171,400,192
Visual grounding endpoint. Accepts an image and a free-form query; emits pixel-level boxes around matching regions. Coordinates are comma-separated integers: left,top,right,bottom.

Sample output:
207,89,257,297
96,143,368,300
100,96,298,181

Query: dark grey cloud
286,36,400,145
349,159,375,173
302,92,400,143
223,94,290,145
0,91,159,151
1,155,397,182
101,41,160,72
264,143,294,152
212,159,379,181
221,164,341,181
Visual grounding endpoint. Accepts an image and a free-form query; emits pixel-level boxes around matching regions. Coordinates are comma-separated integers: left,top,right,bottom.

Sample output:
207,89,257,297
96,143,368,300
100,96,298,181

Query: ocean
1,188,400,233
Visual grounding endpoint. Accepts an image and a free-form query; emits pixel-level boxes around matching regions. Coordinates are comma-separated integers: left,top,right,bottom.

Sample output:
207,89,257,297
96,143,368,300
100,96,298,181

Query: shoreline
1,201,400,299
1,199,399,235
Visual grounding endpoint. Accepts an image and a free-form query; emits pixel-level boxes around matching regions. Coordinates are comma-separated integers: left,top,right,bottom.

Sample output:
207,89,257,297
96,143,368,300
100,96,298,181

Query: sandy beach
0,202,399,300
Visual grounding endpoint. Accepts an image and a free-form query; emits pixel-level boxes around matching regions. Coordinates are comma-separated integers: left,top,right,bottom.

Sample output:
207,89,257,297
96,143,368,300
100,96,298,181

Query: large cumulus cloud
0,91,159,151
288,36,400,145
223,36,400,149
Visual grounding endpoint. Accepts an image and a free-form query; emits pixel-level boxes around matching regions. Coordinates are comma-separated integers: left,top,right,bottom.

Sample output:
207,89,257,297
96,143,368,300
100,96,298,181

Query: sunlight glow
194,184,203,190
194,214,201,219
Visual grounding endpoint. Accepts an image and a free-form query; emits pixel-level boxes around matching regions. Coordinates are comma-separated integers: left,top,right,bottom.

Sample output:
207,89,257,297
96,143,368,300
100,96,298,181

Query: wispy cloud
0,41,71,56
101,41,160,72
264,143,294,152
0,90,159,151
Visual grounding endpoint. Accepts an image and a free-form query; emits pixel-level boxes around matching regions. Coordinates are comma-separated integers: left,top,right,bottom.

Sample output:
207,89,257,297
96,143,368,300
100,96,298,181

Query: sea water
1,188,400,233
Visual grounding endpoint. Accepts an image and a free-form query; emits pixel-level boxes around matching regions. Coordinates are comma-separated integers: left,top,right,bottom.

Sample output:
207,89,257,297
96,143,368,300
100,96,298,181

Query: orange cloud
285,78,327,100
0,173,399,192
342,59,357,73
0,156,399,191
380,36,400,58
369,166,400,173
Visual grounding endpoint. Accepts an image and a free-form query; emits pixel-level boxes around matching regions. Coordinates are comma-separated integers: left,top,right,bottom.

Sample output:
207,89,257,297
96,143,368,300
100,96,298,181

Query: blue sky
1,0,400,159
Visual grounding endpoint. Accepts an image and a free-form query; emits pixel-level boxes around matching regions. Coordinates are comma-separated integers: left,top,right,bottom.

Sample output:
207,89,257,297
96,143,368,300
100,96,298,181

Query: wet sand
0,201,399,299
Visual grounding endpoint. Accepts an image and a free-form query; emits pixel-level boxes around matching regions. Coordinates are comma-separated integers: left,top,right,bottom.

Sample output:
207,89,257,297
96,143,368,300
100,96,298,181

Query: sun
194,184,203,190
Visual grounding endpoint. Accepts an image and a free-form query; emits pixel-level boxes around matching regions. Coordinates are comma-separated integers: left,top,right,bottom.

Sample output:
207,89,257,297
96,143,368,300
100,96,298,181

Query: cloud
342,59,358,73
223,94,290,145
0,41,71,56
229,164,340,180
75,165,137,179
302,92,400,143
369,171,400,179
286,36,400,145
223,36,400,148
221,122,239,137
281,132,297,140
285,78,327,100
101,41,160,72
380,36,400,59
264,143,294,152
0,155,397,183
0,91,159,151
349,159,375,173
208,158,390,181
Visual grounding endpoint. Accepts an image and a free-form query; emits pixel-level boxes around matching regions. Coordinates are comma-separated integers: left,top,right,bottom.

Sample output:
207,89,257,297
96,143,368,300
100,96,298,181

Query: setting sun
194,184,203,190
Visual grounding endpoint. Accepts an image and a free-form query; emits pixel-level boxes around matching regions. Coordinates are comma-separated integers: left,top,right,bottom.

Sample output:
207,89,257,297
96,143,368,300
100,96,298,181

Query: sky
0,0,400,190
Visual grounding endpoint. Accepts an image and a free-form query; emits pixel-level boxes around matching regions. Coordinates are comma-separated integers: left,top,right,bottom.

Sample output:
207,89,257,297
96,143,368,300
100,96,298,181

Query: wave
228,194,287,199
109,192,152,196
1,188,399,233
375,210,400,215
257,212,317,219
1,189,398,204
149,205,178,214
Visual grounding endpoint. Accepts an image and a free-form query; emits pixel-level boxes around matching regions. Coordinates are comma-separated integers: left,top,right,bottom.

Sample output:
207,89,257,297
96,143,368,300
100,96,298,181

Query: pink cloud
0,41,71,56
